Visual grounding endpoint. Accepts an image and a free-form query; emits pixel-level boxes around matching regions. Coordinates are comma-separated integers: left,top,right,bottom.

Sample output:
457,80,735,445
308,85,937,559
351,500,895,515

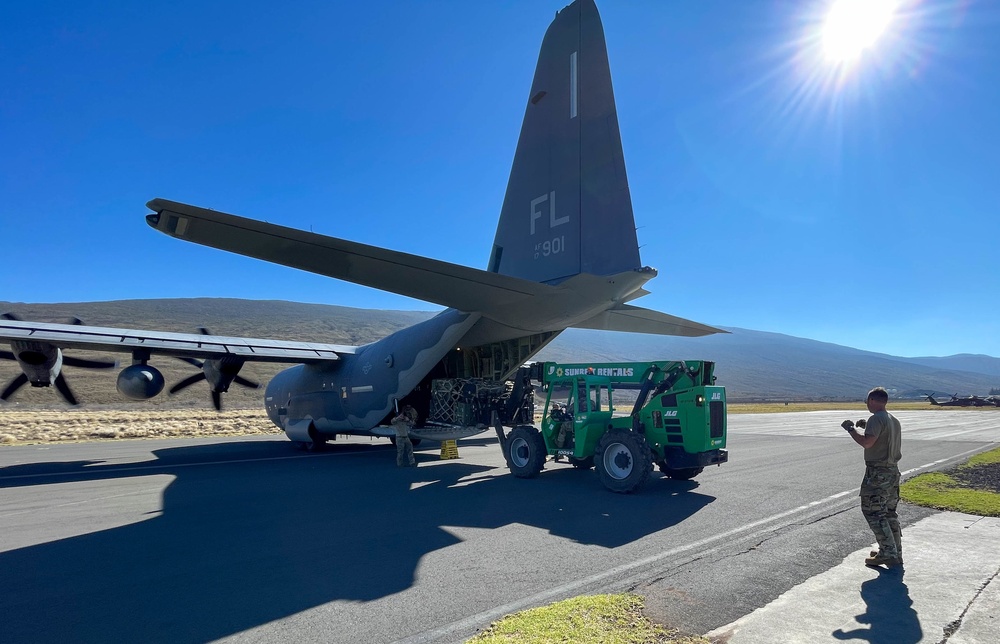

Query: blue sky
2,0,997,358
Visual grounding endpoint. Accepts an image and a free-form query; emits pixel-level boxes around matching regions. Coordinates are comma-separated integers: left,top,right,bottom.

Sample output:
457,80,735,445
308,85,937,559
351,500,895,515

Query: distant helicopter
925,393,999,407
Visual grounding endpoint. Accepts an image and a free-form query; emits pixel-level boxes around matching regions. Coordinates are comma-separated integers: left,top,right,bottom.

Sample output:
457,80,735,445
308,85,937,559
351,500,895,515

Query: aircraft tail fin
488,0,639,284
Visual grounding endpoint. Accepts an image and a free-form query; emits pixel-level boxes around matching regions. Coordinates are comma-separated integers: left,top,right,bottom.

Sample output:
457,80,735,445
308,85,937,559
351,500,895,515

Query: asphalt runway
1,410,996,643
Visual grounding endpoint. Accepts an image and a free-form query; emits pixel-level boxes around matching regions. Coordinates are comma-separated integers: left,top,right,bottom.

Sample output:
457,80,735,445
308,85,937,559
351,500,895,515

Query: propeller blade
175,356,204,369
1,373,29,401
0,350,15,361
53,373,79,406
169,372,206,394
234,375,260,389
62,356,117,370
211,390,222,411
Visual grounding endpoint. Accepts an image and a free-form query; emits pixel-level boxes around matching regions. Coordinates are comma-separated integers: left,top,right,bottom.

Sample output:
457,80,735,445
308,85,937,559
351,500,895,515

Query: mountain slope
1,299,997,406
536,327,1000,401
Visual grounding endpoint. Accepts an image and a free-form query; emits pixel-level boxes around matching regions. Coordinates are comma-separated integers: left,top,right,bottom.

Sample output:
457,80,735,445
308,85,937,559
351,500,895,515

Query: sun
822,0,897,64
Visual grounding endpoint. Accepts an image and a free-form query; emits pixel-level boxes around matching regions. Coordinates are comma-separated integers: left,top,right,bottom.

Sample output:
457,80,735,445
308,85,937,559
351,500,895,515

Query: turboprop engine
0,340,116,405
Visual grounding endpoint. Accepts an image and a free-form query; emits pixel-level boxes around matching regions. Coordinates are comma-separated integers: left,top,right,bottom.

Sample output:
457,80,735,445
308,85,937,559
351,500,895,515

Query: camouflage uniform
859,410,903,561
552,404,574,448
861,463,901,560
391,406,418,467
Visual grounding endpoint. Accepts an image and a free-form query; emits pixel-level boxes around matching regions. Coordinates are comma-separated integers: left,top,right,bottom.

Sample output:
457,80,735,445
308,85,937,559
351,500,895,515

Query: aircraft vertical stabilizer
489,0,639,284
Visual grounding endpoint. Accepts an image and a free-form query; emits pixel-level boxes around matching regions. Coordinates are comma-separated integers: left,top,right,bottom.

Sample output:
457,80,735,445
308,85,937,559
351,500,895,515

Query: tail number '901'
534,236,565,259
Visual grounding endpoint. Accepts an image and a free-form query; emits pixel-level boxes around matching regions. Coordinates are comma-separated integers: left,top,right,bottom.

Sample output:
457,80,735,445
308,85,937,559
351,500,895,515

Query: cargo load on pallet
429,378,517,427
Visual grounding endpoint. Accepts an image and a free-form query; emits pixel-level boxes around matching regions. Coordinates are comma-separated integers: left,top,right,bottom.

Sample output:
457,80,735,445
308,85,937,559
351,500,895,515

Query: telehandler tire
594,428,652,493
507,425,546,478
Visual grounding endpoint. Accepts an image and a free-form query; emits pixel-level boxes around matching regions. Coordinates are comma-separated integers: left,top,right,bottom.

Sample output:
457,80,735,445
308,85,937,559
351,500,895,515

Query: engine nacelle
116,364,165,400
9,341,61,385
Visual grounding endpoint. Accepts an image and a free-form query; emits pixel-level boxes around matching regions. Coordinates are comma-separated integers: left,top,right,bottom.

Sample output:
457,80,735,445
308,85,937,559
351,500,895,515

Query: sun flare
822,0,897,63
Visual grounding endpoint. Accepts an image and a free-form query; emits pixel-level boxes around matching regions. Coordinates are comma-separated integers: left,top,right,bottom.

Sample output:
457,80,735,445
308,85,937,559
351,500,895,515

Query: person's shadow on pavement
832,569,922,643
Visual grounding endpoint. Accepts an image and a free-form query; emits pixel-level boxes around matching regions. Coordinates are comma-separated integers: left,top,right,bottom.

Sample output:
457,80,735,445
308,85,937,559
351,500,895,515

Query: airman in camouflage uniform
842,386,902,567
391,405,418,467
552,402,574,448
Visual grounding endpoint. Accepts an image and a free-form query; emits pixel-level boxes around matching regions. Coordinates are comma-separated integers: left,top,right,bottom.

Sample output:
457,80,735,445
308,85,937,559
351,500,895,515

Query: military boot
869,549,904,565
865,553,902,568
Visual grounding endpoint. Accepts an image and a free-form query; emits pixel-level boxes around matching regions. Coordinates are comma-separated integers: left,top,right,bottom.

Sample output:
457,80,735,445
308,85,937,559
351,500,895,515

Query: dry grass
3,400,992,447
0,408,280,445
467,593,708,644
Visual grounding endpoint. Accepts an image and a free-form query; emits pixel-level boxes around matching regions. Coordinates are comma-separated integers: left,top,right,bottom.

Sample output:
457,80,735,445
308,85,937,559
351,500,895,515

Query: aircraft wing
0,319,353,362
147,199,553,312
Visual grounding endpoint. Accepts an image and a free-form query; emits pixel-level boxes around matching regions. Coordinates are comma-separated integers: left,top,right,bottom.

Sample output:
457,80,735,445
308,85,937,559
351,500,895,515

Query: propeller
2,312,82,325
1,313,116,405
167,328,259,411
1,373,28,401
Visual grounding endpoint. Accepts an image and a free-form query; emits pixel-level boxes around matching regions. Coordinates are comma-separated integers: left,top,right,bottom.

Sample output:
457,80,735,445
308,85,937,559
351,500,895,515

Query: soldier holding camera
842,386,903,568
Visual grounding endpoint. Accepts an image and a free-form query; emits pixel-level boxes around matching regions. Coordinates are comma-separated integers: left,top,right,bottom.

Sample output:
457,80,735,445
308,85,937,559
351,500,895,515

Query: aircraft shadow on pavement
0,440,715,643
832,570,922,643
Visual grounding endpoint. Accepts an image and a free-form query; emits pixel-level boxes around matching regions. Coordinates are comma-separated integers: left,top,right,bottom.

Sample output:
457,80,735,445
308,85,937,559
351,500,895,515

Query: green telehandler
500,360,728,493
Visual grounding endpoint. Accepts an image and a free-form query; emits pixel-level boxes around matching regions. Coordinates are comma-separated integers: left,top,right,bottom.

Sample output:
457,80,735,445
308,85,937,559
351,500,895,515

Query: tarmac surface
706,511,1000,644
1,410,996,643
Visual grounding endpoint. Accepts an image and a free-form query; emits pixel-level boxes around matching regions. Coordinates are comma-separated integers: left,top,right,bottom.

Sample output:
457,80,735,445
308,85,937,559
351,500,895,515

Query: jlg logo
711,392,722,401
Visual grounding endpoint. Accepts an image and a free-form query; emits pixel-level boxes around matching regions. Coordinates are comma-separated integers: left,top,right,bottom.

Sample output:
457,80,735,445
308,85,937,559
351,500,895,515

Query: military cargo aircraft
0,0,723,448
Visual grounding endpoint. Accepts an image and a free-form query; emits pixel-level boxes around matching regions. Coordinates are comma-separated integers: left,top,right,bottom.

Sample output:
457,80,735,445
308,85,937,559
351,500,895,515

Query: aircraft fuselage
265,309,480,435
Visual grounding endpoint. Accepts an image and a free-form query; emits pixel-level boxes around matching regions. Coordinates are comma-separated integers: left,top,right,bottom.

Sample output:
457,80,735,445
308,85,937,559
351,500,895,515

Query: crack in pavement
938,565,1000,644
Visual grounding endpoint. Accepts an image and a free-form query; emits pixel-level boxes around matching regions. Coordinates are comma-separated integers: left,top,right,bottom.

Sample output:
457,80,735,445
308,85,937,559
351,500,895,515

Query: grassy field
901,446,1000,517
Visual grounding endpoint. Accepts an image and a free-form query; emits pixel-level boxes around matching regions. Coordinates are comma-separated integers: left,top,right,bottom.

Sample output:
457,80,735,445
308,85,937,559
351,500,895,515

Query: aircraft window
549,388,573,420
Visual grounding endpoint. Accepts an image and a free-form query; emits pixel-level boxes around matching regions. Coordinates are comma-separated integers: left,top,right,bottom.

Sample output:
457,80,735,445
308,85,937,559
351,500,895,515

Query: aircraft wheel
657,463,703,481
595,428,652,494
506,425,546,478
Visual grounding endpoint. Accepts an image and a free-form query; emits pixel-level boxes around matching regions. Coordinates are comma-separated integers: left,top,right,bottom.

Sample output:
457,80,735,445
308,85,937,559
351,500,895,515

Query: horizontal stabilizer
147,199,552,312
571,304,726,337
